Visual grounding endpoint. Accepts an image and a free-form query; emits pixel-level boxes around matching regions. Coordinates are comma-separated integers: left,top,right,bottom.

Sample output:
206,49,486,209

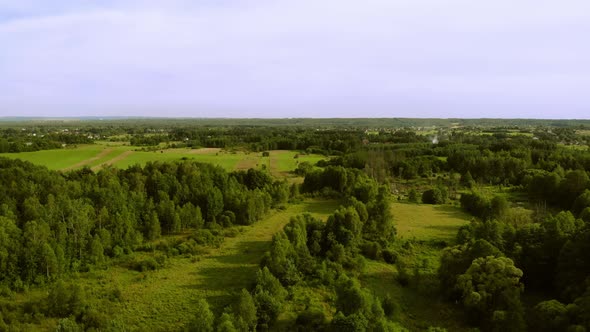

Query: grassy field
356,202,472,331
392,202,471,241
52,199,341,332
269,150,325,177
0,144,327,175
361,260,470,331
0,145,107,170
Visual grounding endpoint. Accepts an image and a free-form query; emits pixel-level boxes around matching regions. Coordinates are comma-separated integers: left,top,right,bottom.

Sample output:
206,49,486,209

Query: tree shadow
209,240,269,265
298,199,341,217
432,205,471,220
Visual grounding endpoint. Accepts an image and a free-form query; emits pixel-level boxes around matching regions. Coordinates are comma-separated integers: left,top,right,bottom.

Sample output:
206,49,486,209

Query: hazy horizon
1,1,589,118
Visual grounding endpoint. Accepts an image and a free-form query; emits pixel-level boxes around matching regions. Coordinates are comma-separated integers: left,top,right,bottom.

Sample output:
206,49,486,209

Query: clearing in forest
269,150,326,177
391,202,471,241
109,149,244,170
357,202,473,331
82,199,340,331
0,145,106,170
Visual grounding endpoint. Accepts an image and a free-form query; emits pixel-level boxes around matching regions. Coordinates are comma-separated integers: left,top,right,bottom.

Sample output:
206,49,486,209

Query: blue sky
0,0,589,118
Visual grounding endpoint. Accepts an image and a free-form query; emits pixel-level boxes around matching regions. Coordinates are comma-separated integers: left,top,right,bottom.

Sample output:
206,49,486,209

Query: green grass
269,150,325,176
392,202,471,242
355,202,473,331
361,260,470,331
0,145,326,175
0,145,106,170
63,200,339,331
110,149,245,171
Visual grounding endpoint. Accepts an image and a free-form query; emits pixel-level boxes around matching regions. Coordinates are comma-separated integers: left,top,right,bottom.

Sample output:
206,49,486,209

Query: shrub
360,241,382,260
132,258,159,272
381,295,399,318
382,249,398,264
191,229,223,247
396,264,411,287
422,188,445,204
408,189,419,203
295,307,327,330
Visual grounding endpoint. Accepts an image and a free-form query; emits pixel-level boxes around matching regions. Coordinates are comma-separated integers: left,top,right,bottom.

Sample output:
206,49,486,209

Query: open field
392,202,471,241
354,202,473,330
81,199,339,331
0,145,107,170
0,145,327,174
269,150,325,177
361,260,470,331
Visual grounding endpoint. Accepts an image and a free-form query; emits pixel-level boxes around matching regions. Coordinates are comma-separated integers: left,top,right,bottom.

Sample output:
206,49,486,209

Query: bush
131,258,159,272
46,281,87,318
422,188,445,204
331,312,369,331
55,317,82,332
191,229,223,247
360,241,382,260
295,307,327,330
382,249,398,264
408,189,419,203
381,295,399,318
396,262,411,287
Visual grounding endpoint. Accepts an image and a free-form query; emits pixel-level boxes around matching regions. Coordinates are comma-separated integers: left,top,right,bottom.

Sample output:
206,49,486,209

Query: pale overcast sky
0,0,589,118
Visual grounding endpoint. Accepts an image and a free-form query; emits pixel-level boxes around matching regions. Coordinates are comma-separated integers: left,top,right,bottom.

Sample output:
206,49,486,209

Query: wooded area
0,118,589,331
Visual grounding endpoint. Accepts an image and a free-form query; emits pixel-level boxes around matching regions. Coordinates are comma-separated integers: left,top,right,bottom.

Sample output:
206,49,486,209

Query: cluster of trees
252,207,399,330
207,164,403,330
442,192,590,330
0,157,291,289
0,132,94,153
168,127,364,154
524,168,590,212
440,214,590,330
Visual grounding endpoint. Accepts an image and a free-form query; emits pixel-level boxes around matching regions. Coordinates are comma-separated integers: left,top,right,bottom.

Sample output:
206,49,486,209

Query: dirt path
91,150,134,171
60,148,113,171
108,200,339,331
189,148,222,154
234,154,260,171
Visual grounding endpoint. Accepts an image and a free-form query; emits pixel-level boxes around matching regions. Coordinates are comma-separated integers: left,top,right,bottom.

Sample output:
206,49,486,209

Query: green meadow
391,202,471,241
356,202,472,331
0,145,107,170
0,144,327,175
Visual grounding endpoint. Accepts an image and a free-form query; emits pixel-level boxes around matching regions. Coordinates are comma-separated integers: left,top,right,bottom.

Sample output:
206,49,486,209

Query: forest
0,118,589,331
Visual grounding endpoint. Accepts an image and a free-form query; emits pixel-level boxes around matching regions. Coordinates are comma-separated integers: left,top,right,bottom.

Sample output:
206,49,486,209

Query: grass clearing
361,260,470,331
2,145,326,176
110,149,243,171
269,150,325,177
356,202,473,331
0,145,106,170
392,202,471,242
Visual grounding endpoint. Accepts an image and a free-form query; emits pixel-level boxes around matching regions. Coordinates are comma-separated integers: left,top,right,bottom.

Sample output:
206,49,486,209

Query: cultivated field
0,144,326,176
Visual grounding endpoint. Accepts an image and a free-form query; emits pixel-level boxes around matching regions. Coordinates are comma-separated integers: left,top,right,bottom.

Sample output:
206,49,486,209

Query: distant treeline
3,117,590,128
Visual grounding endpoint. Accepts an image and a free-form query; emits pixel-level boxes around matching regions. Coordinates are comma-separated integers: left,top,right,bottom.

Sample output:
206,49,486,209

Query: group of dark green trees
0,157,293,288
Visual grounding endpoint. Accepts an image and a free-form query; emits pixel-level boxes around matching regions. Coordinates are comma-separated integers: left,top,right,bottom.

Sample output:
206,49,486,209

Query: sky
0,0,589,118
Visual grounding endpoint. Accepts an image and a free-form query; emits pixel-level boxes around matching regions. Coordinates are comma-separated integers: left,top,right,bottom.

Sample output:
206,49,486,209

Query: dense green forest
0,119,589,331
